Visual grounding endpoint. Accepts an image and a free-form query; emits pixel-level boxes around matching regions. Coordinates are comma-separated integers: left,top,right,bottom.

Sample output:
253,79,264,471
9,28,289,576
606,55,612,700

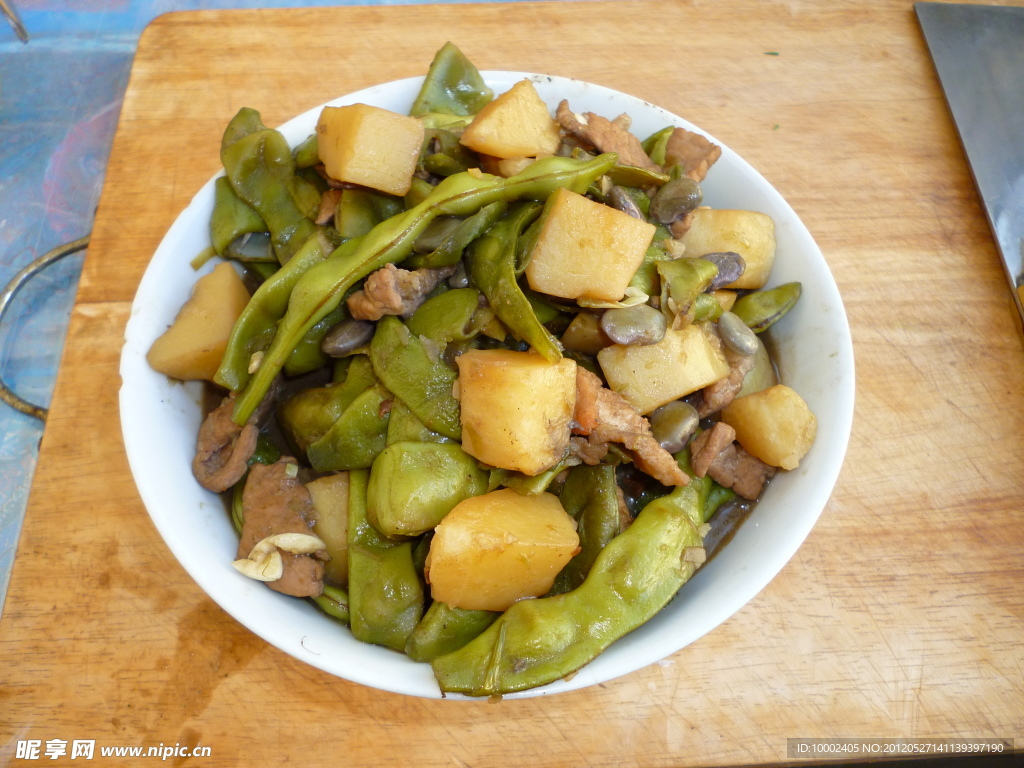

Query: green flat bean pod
731,281,802,333
232,153,616,424
406,601,499,663
347,470,424,651
430,482,704,696
466,200,562,362
370,316,461,439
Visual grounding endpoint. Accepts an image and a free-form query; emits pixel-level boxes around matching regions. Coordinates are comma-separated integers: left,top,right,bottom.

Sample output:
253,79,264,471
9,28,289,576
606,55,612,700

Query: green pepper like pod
627,226,673,296
306,383,391,472
231,153,617,425
221,107,265,153
336,188,403,242
405,287,484,347
276,354,376,455
406,601,499,663
430,482,705,696
215,230,336,392
730,282,802,333
421,127,480,178
404,201,507,270
410,41,494,117
386,400,452,445
641,125,674,168
221,112,320,265
369,316,461,440
656,257,719,328
283,302,348,377
367,441,487,538
466,201,563,363
311,584,350,625
210,177,269,258
549,464,621,595
292,133,319,169
347,469,424,651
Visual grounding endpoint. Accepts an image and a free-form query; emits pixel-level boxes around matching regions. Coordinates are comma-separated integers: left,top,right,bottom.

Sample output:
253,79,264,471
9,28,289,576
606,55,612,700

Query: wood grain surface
3,1,1023,765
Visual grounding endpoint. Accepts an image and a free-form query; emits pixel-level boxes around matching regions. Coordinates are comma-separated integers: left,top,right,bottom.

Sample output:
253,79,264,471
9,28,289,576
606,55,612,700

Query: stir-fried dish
146,43,817,696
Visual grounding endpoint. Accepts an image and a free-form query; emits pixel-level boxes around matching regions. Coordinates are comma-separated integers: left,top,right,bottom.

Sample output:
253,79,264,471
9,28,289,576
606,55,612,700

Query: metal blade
916,2,1024,327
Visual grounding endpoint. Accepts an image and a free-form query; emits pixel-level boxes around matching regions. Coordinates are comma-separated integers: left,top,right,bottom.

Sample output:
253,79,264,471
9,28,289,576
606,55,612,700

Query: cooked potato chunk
146,262,250,381
316,103,424,195
598,323,730,414
525,187,655,302
425,489,580,611
721,384,817,470
677,209,776,290
307,473,350,587
456,349,576,475
460,79,561,159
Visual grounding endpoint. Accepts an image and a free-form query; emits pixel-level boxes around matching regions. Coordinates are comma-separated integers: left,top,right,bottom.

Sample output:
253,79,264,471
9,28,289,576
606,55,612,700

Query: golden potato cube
460,79,561,159
307,473,350,587
677,209,776,290
597,323,729,414
425,488,580,611
316,103,424,196
721,384,817,470
456,349,576,476
146,262,250,381
525,187,656,302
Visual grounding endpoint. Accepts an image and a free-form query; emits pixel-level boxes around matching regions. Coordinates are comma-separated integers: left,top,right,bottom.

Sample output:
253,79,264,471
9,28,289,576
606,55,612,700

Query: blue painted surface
0,0,518,612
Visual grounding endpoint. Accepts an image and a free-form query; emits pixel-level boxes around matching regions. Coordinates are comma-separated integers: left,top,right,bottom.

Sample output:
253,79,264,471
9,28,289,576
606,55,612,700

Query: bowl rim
120,71,855,699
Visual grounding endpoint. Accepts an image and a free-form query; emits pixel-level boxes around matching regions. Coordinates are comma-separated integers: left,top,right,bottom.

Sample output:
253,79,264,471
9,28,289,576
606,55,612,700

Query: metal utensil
0,0,28,43
916,2,1024,329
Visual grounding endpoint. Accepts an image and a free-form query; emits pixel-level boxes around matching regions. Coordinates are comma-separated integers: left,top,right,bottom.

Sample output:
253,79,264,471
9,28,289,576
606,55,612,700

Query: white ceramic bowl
120,72,854,699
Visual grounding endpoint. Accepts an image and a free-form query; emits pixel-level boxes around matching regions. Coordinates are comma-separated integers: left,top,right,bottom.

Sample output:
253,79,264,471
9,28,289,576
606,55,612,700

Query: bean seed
700,252,746,290
649,400,700,454
447,261,470,289
600,304,667,346
649,177,702,224
321,317,375,357
609,186,646,220
717,311,759,356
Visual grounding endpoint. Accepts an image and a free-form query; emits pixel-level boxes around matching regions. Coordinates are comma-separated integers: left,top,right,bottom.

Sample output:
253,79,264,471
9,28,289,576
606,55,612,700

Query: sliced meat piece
555,100,661,171
238,459,327,597
572,369,688,487
698,350,757,417
706,442,775,501
665,127,722,182
689,421,774,499
569,435,609,465
346,263,456,321
316,188,342,225
193,395,258,493
571,365,602,434
689,421,737,479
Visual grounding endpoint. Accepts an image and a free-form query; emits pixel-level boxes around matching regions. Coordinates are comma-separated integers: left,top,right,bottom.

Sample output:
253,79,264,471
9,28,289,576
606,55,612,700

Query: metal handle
0,236,90,422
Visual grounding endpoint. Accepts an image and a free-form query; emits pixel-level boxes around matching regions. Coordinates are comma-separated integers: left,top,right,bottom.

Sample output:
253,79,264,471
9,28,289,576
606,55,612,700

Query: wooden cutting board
3,1,1022,765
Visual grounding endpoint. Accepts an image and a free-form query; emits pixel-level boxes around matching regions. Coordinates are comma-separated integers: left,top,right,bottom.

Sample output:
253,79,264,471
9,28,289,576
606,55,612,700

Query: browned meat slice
316,188,342,225
665,127,722,182
238,460,327,597
571,369,688,487
193,395,258,493
689,421,736,478
690,426,775,501
555,100,661,171
571,365,602,434
698,350,757,417
347,263,456,321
